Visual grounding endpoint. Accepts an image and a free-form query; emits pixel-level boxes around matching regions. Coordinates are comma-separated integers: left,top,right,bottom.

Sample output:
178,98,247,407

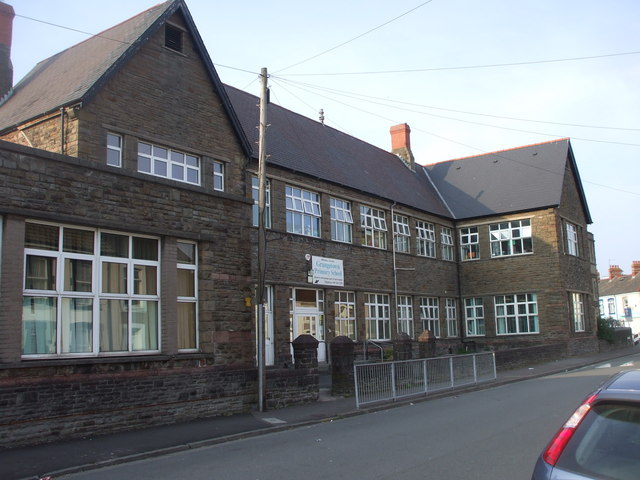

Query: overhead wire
272,76,640,147
278,50,640,76
273,0,434,74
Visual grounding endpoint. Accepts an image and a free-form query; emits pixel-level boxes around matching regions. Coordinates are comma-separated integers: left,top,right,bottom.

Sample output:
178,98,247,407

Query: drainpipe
391,202,398,339
59,107,65,155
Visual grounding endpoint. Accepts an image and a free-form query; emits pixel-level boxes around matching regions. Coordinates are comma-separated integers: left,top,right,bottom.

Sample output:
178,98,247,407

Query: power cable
273,1,434,74
273,77,640,132
279,50,640,76
273,77,640,147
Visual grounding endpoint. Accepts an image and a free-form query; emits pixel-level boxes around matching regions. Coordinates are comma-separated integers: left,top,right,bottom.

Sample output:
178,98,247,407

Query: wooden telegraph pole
257,67,268,412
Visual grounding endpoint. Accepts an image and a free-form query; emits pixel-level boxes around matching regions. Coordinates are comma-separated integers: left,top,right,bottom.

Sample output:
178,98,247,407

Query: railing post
473,354,478,384
449,356,454,388
492,352,497,380
354,364,361,409
423,359,429,395
391,363,397,401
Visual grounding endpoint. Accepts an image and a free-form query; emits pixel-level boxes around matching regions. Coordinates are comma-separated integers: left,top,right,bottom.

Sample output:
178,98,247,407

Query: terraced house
0,0,598,445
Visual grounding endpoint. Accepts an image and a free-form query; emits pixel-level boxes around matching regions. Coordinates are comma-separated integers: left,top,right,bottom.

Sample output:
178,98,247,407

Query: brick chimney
390,123,415,171
0,1,14,100
608,265,623,279
632,261,640,277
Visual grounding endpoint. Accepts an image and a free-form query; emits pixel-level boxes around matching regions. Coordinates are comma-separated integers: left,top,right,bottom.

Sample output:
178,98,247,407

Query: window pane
64,258,93,292
63,228,94,254
172,164,184,180
177,242,196,264
178,302,197,349
187,168,199,184
100,299,128,352
22,296,57,354
61,298,93,353
171,151,184,164
137,155,151,173
153,146,168,159
102,262,127,294
101,233,129,257
139,142,152,155
133,237,158,260
134,264,157,295
25,255,56,290
131,300,158,350
107,133,121,148
25,223,59,250
154,159,167,176
107,149,121,167
177,269,195,297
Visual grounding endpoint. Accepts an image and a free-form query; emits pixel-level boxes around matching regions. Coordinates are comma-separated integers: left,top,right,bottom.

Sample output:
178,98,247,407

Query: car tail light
542,394,597,466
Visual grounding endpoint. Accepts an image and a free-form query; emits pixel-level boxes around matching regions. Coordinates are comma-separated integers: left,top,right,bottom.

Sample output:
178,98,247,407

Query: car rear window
556,402,640,480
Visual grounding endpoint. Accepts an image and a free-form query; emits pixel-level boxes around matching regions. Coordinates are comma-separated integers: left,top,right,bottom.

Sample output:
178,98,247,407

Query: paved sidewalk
2,344,639,480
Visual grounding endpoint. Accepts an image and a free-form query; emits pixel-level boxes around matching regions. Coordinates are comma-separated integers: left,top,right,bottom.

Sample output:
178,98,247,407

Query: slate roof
424,139,592,222
225,85,452,216
0,0,250,154
599,275,640,296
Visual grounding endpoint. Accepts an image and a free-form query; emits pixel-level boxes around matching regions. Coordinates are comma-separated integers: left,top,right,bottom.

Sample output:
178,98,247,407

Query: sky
5,0,640,278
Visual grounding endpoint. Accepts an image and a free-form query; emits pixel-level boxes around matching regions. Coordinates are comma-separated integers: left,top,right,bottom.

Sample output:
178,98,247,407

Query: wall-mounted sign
310,256,344,286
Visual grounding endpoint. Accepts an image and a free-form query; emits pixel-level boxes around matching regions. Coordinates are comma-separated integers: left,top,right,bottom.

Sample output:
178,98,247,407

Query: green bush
598,316,616,343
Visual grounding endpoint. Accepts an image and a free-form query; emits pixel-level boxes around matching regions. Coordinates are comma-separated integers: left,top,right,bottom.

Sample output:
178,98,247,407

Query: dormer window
165,24,183,52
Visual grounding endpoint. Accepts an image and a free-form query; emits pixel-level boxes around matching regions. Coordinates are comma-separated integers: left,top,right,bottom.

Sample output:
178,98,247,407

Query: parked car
532,369,640,480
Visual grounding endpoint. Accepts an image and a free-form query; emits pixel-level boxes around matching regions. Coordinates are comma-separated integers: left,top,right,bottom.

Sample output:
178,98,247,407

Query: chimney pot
632,261,640,277
608,264,623,280
390,123,415,170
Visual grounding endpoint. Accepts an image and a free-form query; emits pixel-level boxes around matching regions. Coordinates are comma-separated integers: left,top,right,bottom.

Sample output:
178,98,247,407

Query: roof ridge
424,137,571,166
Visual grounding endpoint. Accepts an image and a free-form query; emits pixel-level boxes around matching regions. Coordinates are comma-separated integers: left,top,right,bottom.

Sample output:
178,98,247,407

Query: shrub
598,316,616,344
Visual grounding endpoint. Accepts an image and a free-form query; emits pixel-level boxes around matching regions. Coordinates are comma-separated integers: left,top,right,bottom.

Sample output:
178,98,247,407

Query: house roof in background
599,274,640,296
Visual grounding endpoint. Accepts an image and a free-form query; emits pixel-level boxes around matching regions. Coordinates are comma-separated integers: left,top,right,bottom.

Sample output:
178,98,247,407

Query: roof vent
165,24,183,52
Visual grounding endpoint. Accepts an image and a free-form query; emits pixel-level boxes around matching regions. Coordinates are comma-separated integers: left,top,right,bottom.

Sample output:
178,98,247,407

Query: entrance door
293,313,326,363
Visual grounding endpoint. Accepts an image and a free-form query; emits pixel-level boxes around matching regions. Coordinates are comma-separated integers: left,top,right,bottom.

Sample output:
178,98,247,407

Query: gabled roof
424,138,592,222
599,274,640,296
0,0,251,155
225,85,452,217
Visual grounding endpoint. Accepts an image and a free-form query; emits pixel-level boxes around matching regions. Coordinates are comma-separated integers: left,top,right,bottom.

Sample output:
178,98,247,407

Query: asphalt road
57,354,640,480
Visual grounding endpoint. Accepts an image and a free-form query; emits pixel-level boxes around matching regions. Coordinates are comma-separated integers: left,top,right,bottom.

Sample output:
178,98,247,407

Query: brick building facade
0,0,599,445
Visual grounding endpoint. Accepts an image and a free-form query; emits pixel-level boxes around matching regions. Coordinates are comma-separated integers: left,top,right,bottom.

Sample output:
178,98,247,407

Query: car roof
604,370,640,392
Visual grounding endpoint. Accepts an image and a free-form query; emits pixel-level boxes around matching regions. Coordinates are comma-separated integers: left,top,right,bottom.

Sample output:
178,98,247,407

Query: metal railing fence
354,352,496,409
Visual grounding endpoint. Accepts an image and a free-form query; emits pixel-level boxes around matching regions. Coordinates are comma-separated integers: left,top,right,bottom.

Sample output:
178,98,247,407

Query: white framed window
361,206,387,249
441,227,454,261
598,299,604,317
464,297,485,337
334,291,356,340
460,226,480,261
22,222,160,357
213,161,224,191
490,219,532,257
572,293,585,332
416,221,436,258
445,298,458,337
251,176,271,228
495,293,538,335
365,293,390,341
393,214,411,254
286,185,321,237
566,222,579,256
106,133,122,167
420,297,439,337
396,295,413,337
607,298,615,315
138,142,200,185
330,198,353,243
177,241,198,351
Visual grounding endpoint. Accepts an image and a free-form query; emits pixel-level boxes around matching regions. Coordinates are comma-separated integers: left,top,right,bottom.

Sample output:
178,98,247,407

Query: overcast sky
6,0,640,278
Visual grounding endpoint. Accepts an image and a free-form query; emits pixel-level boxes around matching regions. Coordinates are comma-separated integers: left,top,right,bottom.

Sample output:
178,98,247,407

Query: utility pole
257,67,268,412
